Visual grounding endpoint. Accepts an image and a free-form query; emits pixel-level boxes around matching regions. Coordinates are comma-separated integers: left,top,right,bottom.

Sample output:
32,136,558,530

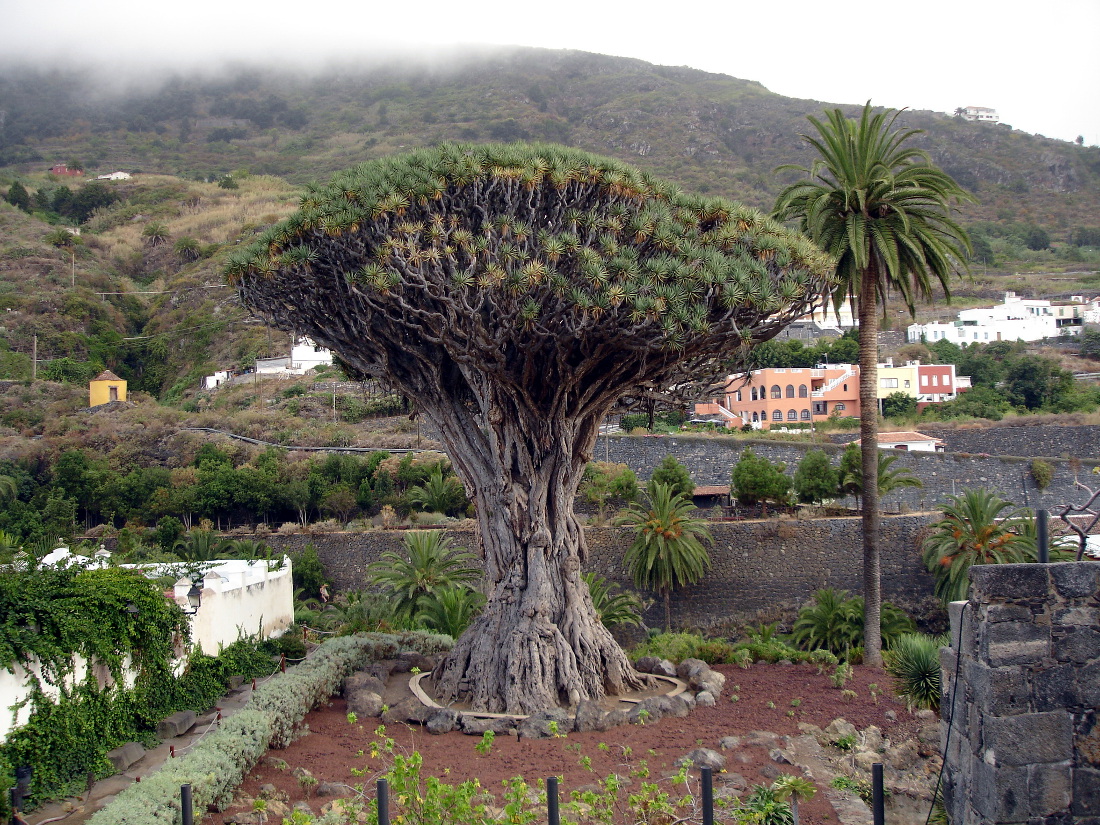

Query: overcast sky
5,0,1099,145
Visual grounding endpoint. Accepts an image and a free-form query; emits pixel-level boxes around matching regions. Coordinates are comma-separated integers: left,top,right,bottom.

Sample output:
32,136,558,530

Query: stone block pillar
941,562,1100,824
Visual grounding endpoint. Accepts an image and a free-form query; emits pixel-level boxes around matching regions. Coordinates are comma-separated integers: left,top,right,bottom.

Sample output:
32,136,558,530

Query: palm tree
405,468,466,516
415,585,486,638
617,481,712,631
173,529,233,561
839,449,922,511
581,572,647,630
921,489,1036,604
366,530,481,618
774,103,973,665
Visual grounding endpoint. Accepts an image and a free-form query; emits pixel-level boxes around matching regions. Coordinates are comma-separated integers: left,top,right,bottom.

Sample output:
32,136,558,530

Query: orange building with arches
694,365,861,429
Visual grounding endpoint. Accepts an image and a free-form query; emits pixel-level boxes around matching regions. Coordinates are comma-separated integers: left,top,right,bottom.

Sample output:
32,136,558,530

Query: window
834,403,846,411
771,385,782,399
904,380,911,388
772,410,782,421
843,384,848,391
881,378,899,388
735,390,742,402
814,402,827,415
751,387,759,401
788,410,797,420
752,412,759,422
921,375,929,386
786,385,795,398
799,384,808,398
801,410,811,420
932,375,939,386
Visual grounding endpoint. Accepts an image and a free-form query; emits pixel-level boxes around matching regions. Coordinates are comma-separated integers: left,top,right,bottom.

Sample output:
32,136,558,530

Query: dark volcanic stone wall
264,513,940,630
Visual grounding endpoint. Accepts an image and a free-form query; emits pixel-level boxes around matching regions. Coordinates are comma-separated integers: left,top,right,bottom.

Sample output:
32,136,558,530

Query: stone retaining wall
601,434,1100,513
264,513,941,630
941,562,1100,824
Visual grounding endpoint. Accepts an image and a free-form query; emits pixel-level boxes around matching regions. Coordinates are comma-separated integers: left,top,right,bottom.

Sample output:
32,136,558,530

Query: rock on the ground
293,801,314,815
665,695,691,718
719,736,741,750
106,742,144,771
460,716,519,735
518,709,574,739
426,708,458,734
676,748,727,771
316,781,344,797
824,718,858,742
676,658,709,680
574,700,609,733
694,690,716,707
690,669,725,697
343,671,385,697
156,710,196,739
861,725,884,752
381,698,433,726
652,659,677,677
742,730,781,747
346,689,384,718
258,784,280,799
634,656,661,674
396,651,436,672
769,748,792,765
886,739,921,771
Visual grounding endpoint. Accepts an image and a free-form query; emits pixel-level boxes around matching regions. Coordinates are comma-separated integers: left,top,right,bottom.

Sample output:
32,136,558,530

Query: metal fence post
547,776,559,825
701,766,713,825
377,777,390,825
181,783,193,825
1037,508,1050,563
872,763,884,825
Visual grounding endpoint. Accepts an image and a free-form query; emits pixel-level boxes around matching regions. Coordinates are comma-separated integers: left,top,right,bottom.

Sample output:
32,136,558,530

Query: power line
95,285,230,296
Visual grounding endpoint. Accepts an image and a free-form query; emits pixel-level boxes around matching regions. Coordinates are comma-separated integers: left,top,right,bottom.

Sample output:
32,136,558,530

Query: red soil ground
207,662,928,825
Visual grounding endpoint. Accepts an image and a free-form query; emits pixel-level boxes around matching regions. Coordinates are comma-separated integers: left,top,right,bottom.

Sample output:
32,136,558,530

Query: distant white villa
202,337,334,389
961,106,998,123
908,292,1095,345
96,171,132,180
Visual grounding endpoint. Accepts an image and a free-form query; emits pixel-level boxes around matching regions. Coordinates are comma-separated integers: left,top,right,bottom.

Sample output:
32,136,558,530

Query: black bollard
872,763,884,825
547,776,559,825
377,777,390,825
701,766,713,825
181,783,193,825
1037,509,1049,563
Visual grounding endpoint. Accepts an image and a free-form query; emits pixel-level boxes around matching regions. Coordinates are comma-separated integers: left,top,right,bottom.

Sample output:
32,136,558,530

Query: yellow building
89,370,127,406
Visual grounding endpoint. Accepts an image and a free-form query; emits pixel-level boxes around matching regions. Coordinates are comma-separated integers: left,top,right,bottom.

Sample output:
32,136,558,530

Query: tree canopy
230,143,832,713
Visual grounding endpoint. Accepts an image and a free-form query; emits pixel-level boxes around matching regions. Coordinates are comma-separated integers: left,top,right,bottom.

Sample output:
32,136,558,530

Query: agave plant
885,632,949,710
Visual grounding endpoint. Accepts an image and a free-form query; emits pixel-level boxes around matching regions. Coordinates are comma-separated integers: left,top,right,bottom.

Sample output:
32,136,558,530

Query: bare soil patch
206,662,929,825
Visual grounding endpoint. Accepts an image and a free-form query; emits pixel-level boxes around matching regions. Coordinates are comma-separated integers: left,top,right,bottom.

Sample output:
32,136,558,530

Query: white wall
1,558,294,743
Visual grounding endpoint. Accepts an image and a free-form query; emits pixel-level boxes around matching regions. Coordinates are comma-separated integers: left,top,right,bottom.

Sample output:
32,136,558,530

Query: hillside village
0,50,1098,825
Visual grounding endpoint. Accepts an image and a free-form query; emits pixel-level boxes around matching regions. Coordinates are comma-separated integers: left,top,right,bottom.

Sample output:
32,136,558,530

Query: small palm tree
173,529,232,561
366,530,481,618
617,481,712,631
839,449,922,510
772,774,817,825
405,468,466,516
141,221,170,247
581,572,647,630
415,585,486,638
922,489,1036,604
0,475,18,505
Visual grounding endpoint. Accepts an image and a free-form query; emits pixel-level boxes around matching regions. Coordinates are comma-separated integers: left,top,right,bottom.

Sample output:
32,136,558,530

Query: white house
202,369,233,390
962,106,999,123
290,337,333,372
96,171,132,180
877,431,946,452
908,292,1089,344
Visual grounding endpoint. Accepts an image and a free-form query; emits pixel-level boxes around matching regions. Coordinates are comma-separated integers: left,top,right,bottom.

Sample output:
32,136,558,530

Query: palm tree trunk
859,264,883,667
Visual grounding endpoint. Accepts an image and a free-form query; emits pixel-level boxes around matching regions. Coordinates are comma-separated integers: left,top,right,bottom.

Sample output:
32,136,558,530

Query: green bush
884,632,948,711
1030,458,1054,490
631,632,710,663
789,589,916,659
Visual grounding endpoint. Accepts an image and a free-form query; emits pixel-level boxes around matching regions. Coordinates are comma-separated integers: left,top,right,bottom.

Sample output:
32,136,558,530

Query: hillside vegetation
0,48,1098,402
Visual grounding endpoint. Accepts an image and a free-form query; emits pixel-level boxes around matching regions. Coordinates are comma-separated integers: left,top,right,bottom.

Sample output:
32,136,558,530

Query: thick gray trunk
858,265,883,667
429,401,649,714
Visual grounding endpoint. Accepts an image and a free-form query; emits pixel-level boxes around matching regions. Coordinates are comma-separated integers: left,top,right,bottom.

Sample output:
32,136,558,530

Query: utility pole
32,334,37,381
332,382,337,422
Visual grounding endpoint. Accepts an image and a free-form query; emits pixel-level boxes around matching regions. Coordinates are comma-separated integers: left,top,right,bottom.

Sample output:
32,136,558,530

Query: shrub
1030,458,1054,490
884,632,948,711
789,589,915,659
630,632,709,663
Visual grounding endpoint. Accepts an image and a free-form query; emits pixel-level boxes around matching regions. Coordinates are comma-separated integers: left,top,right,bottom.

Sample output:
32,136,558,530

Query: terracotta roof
91,370,123,382
693,485,731,496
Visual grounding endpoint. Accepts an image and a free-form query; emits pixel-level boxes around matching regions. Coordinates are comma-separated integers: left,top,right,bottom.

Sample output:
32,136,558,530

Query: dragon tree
229,143,833,713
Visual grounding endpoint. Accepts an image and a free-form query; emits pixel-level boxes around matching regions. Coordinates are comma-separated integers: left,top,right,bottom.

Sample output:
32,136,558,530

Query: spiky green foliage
921,489,1037,604
617,481,712,631
232,142,831,373
405,468,467,516
774,102,973,668
366,530,482,618
885,632,949,710
789,588,915,659
415,585,486,639
581,572,646,630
